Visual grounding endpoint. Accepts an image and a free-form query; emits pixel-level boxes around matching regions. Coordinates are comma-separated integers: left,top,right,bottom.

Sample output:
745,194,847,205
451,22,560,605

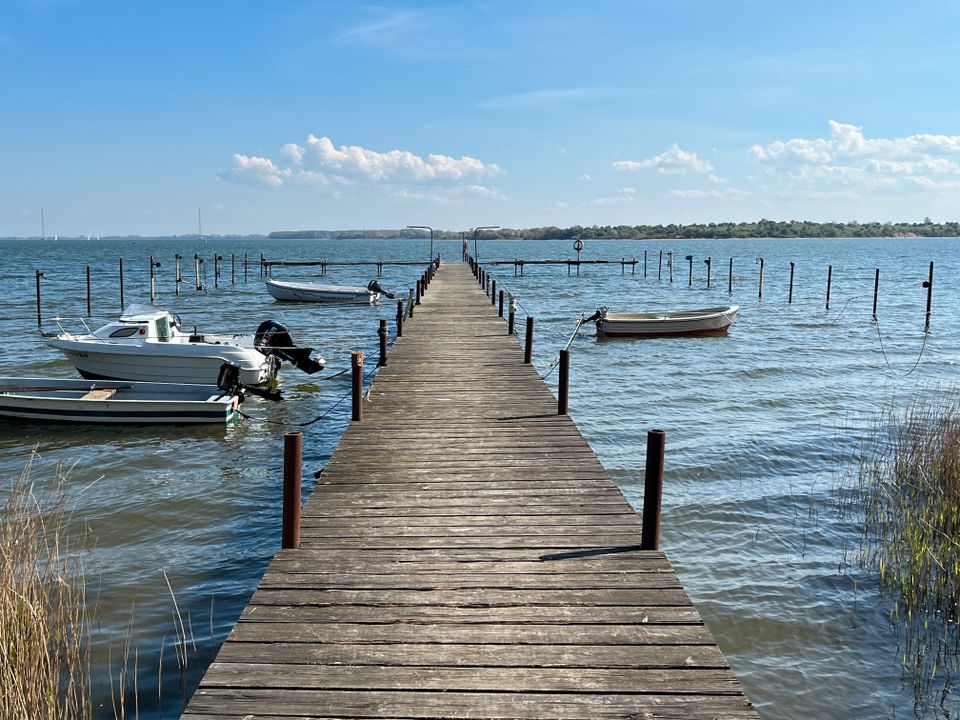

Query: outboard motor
367,280,394,299
216,361,281,402
254,320,325,375
584,307,606,324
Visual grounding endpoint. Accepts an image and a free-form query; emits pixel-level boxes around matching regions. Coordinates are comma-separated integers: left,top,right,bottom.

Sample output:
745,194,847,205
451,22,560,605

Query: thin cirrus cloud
613,144,714,174
750,121,960,193
480,86,633,110
220,135,501,198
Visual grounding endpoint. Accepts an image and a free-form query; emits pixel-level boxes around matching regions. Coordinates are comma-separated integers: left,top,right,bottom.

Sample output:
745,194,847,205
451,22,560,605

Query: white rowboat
594,305,740,337
0,377,241,424
265,278,391,303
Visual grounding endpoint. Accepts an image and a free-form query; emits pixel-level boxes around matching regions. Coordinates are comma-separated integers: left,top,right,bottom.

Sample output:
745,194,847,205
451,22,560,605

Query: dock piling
491,279,496,305
872,269,879,321
924,261,934,333
378,319,388,367
826,265,832,311
557,348,570,415
35,271,44,327
119,258,125,308
756,257,764,299
508,295,516,336
396,300,404,337
498,289,504,317
728,258,733,294
705,257,712,288
524,316,534,364
788,262,795,304
641,429,665,551
281,432,302,550
351,352,364,422
86,266,91,316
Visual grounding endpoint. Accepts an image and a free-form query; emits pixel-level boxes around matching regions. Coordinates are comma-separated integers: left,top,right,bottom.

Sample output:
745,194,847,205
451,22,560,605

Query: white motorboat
48,305,324,385
592,305,740,337
0,377,242,424
265,278,393,304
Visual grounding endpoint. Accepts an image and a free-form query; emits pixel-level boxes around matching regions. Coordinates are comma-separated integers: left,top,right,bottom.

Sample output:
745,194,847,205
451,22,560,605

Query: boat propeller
367,280,395,299
254,320,324,375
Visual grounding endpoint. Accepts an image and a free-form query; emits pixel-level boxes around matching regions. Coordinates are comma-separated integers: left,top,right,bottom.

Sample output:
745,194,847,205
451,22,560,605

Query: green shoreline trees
269,219,960,241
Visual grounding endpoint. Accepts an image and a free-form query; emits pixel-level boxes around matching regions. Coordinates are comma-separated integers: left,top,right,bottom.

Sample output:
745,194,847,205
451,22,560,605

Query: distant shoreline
268,220,959,241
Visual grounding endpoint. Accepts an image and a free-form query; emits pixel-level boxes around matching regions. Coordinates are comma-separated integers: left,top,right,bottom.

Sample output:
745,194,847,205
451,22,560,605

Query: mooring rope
540,313,588,380
874,316,929,377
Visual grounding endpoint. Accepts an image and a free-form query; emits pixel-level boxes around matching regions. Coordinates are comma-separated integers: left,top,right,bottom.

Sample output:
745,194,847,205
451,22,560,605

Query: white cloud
584,187,643,206
749,121,960,199
221,135,500,198
613,144,714,174
220,154,290,189
665,187,748,200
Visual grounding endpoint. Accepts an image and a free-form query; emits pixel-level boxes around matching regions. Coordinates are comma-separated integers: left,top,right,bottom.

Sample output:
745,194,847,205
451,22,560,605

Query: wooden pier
183,261,757,719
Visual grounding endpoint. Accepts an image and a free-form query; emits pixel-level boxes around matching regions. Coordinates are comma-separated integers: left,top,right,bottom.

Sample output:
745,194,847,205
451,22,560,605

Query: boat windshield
155,316,170,342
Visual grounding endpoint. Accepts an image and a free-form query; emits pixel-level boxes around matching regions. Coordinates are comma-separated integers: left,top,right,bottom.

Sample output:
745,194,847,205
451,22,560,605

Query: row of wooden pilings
35,253,256,327
467,255,664,551
280,257,441,552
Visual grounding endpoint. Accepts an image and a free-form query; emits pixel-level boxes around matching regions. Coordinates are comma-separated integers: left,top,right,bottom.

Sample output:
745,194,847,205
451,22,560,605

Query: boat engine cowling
254,320,324,375
367,280,395,299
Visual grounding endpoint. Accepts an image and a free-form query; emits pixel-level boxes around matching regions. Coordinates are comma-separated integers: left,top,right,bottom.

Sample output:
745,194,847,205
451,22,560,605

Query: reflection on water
1,236,957,717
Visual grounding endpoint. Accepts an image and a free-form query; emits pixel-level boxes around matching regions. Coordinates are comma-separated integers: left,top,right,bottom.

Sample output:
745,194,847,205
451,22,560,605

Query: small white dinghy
592,305,740,337
0,377,242,424
265,278,394,304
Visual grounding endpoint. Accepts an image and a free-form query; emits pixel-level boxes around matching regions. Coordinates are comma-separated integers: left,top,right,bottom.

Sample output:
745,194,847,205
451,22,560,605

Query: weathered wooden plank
184,689,757,719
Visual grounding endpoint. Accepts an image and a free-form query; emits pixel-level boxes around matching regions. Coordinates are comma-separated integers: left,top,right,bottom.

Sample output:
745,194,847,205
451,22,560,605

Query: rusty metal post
557,349,570,415
524,316,534,364
788,262,795,304
35,270,43,327
826,265,832,311
378,319,388,367
396,300,404,337
351,352,364,422
872,268,879,321
924,261,934,333
86,266,91,316
641,429,665,551
282,432,302,550
498,290,504,317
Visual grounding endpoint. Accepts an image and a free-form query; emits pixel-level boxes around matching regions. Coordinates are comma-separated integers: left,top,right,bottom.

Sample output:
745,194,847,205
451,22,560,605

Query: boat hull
265,279,376,303
0,378,240,424
48,339,274,385
596,306,740,338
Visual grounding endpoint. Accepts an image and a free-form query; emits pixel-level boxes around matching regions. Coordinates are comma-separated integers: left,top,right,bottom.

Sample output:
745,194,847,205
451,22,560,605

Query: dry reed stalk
853,392,960,711
0,455,91,719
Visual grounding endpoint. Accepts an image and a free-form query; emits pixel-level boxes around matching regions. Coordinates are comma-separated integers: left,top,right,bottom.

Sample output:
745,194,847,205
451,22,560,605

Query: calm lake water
2,235,958,718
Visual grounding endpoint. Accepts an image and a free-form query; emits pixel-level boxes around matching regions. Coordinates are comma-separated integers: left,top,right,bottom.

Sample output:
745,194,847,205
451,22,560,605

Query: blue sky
2,0,960,236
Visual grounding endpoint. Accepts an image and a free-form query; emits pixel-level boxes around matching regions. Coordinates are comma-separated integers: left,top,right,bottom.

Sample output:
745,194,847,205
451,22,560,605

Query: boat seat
81,388,117,400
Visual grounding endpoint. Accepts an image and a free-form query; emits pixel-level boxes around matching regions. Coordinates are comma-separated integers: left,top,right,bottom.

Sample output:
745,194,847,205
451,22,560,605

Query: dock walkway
183,261,757,719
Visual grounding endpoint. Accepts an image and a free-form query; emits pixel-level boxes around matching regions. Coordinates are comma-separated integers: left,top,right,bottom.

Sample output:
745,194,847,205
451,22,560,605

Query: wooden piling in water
119,258,125,308
641,429,665,551
396,300,404,337
378,319,388,367
756,257,764,299
557,348,570,415
282,432,302,550
35,271,43,327
491,279,496,305
826,265,832,311
788,262,795,304
728,258,733,294
86,266,91,316
524,316,534,364
924,261,934,333
872,268,879,321
705,257,711,288
351,352,364,422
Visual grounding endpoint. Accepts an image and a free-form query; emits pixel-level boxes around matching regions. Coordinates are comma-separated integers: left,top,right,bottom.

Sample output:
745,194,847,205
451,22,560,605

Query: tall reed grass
0,455,90,719
849,391,960,712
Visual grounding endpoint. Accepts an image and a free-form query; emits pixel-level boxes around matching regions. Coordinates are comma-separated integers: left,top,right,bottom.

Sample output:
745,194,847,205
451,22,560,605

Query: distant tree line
269,219,960,241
